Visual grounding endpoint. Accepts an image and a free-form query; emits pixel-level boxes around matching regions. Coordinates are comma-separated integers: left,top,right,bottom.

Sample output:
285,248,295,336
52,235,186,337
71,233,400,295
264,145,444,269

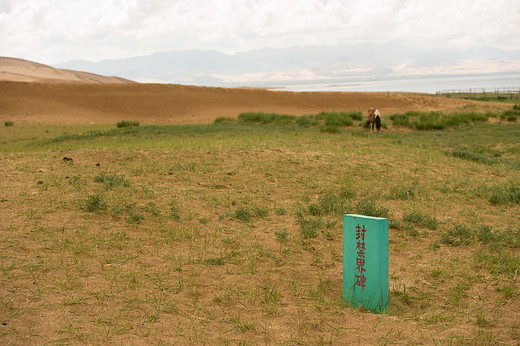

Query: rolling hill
0,57,133,84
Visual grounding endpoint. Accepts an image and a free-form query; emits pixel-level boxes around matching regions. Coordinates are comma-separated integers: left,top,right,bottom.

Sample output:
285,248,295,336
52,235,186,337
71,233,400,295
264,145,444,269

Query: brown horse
367,108,381,133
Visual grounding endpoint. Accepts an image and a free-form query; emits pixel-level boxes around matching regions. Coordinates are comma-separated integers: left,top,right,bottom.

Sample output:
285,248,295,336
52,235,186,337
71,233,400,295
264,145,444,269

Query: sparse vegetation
479,182,520,205
1,110,519,344
235,111,362,132
389,111,490,130
81,194,107,212
213,116,236,124
402,211,438,230
94,171,131,189
4,120,14,126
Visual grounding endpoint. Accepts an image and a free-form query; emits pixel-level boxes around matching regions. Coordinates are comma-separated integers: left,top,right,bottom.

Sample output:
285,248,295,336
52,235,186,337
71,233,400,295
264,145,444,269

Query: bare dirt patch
0,82,507,125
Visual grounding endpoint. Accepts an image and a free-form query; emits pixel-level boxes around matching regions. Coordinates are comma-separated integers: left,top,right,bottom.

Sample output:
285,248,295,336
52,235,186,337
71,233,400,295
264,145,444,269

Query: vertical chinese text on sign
343,214,388,313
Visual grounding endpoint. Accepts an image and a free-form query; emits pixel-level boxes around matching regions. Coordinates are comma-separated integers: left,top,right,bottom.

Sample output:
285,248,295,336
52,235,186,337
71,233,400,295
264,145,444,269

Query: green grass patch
81,194,108,212
474,251,520,277
236,111,361,129
116,120,140,128
402,211,438,230
479,182,520,205
441,224,474,246
388,185,416,200
389,111,490,130
354,198,389,218
213,116,236,124
320,125,341,134
94,172,131,189
238,112,296,124
233,206,269,222
446,149,501,165
297,216,323,239
441,223,520,248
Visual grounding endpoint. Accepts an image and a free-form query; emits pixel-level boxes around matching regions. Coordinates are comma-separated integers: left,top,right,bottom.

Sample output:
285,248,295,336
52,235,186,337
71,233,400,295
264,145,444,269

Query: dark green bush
117,120,140,128
83,194,107,212
234,206,268,222
213,117,236,124
234,207,253,222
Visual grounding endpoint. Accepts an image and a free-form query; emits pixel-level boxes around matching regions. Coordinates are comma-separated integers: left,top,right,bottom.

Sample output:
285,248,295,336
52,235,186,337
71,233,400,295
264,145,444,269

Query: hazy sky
1,0,519,64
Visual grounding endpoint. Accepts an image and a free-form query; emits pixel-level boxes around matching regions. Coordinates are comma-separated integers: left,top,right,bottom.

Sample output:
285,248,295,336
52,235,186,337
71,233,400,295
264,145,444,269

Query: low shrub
237,111,359,128
233,206,269,222
204,257,225,265
275,229,288,242
402,211,438,230
94,172,131,189
117,120,140,128
307,189,354,216
485,183,520,205
441,224,473,246
238,112,295,124
298,217,323,239
82,194,107,212
389,111,490,130
213,117,236,124
234,207,253,222
4,121,14,127
500,227,520,248
296,115,313,127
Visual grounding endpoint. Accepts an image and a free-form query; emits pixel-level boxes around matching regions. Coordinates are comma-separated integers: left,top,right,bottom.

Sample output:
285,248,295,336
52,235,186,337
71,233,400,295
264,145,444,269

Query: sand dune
0,57,132,84
0,81,504,125
0,57,506,125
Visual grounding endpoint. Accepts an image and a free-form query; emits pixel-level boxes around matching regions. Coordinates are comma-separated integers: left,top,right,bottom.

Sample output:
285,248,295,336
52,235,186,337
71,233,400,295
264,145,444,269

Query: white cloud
0,0,519,64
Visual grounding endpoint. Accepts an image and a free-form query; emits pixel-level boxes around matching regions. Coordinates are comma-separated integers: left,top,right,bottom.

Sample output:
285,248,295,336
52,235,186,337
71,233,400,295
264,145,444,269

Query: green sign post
343,214,388,313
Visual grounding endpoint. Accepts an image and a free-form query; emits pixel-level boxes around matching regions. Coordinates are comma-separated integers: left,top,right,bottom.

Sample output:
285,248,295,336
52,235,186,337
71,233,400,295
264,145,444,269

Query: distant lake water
265,72,520,94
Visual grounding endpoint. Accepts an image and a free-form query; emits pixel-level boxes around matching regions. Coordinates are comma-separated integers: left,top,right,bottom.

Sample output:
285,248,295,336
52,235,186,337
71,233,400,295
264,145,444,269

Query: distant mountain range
54,43,520,86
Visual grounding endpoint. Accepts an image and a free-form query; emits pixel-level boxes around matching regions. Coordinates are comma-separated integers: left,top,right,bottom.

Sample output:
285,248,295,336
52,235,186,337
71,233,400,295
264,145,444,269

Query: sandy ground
0,56,508,125
0,82,507,125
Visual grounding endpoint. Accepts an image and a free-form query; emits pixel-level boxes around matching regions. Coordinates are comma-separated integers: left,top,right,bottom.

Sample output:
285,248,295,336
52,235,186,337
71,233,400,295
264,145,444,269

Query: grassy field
440,91,520,104
1,109,520,344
